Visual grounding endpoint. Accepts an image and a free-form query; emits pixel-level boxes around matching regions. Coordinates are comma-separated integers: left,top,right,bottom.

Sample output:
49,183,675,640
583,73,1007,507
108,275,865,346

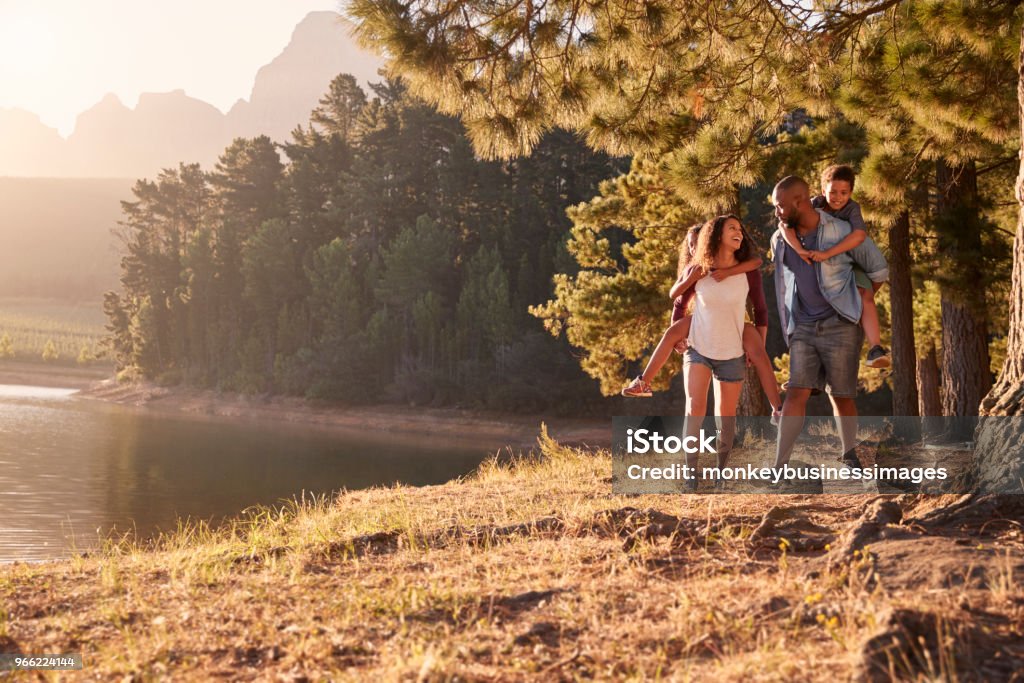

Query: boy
779,164,891,369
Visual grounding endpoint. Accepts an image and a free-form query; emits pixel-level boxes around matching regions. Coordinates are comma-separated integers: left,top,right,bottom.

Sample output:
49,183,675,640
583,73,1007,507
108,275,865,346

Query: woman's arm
669,265,705,300
710,256,763,281
746,270,769,329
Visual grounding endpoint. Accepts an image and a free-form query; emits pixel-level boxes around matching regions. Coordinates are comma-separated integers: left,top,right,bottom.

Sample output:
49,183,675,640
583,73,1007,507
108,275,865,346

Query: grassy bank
1,431,1022,680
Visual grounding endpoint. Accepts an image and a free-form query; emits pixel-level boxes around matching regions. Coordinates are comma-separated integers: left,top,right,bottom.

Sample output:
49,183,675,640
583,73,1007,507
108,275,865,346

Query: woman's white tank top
687,272,748,360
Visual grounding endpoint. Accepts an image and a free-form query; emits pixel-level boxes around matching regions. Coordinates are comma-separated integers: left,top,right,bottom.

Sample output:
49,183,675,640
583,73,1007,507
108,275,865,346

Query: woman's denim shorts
683,346,746,383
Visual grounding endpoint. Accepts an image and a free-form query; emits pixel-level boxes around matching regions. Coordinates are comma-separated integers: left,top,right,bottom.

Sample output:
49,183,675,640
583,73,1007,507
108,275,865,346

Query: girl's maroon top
671,267,768,326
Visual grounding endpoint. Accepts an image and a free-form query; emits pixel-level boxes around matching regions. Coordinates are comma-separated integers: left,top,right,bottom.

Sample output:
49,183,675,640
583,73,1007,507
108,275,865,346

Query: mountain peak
96,93,128,110
231,11,382,141
0,11,383,178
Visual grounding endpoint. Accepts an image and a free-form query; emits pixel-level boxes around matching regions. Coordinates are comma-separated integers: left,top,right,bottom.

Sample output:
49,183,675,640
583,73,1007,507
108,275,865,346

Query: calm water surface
0,385,499,563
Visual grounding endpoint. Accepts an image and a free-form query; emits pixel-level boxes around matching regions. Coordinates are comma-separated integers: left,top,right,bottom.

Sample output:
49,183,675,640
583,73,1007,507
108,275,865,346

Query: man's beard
785,214,800,230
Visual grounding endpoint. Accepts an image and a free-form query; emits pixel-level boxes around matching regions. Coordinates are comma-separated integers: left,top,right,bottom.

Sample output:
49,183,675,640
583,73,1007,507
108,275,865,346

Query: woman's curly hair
693,214,753,272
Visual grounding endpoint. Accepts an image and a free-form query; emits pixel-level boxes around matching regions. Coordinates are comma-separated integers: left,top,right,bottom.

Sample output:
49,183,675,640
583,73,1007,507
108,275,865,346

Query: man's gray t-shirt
782,228,834,323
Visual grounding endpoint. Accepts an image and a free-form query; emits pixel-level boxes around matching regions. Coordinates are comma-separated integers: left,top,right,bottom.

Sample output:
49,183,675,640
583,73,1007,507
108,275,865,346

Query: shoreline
76,378,611,449
0,360,112,389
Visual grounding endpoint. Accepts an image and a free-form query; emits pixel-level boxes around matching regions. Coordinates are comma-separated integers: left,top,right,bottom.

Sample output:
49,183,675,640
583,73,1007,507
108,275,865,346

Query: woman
680,214,757,490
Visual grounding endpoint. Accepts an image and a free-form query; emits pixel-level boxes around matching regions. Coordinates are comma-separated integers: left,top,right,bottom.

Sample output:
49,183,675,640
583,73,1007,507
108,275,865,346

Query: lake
0,384,497,563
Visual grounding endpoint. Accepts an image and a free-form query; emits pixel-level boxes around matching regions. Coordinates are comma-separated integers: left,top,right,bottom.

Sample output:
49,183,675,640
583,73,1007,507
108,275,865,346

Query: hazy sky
0,0,342,136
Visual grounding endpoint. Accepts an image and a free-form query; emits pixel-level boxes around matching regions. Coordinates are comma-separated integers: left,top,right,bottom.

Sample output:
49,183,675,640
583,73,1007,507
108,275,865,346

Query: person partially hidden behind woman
621,220,782,426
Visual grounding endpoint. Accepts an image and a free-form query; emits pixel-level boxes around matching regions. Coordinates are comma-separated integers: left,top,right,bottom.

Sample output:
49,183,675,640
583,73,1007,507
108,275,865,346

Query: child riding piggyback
778,164,891,369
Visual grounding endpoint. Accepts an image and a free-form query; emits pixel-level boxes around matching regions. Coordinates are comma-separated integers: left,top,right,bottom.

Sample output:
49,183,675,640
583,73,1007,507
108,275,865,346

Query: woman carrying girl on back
621,221,782,425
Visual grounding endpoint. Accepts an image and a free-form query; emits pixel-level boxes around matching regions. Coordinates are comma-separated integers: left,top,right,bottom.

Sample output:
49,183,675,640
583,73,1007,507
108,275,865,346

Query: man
770,176,889,468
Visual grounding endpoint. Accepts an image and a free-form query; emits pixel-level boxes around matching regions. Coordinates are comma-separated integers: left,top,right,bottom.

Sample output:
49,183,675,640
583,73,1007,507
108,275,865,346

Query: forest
103,75,630,412
107,0,1022,440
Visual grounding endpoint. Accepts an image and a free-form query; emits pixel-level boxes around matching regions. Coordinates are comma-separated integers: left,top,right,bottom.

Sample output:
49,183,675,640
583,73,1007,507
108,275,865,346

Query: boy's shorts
853,264,871,290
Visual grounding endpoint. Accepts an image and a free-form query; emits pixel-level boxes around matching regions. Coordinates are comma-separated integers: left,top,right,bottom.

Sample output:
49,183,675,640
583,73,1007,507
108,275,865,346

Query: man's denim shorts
684,346,746,383
788,314,864,398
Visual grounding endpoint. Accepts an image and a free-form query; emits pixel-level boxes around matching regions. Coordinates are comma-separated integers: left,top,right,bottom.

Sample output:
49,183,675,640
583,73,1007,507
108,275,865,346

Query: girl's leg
742,324,782,413
640,316,690,382
683,360,713,475
859,286,881,347
713,379,743,469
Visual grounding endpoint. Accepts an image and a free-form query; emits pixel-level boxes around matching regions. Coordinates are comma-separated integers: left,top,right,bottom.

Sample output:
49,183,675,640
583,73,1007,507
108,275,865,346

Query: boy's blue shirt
771,209,889,344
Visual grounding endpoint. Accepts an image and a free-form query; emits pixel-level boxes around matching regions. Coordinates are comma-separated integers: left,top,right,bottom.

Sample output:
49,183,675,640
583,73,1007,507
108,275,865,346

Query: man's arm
710,256,763,281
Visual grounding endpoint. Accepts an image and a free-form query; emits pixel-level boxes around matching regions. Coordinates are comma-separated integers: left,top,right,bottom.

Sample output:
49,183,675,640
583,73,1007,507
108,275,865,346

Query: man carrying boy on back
777,164,891,368
771,176,889,469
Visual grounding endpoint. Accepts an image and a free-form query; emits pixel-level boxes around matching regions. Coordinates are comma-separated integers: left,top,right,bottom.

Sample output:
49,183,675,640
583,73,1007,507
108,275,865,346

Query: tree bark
917,343,942,417
917,341,943,439
971,22,1024,493
738,363,769,418
888,211,918,417
935,159,992,424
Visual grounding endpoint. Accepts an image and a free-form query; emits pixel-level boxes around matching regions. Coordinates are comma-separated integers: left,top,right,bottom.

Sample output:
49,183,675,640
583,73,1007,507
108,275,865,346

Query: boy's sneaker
621,376,652,398
865,345,891,369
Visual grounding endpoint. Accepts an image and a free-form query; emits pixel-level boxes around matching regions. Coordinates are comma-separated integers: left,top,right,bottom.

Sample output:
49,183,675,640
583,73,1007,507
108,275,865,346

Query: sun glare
0,12,58,77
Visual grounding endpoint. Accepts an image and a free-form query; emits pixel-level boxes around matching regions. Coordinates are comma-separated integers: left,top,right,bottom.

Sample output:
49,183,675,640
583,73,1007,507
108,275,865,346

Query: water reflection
0,385,495,562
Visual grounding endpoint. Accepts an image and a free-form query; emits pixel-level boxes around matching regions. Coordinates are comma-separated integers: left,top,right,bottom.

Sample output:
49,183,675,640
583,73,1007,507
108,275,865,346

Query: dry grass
1,428,1022,681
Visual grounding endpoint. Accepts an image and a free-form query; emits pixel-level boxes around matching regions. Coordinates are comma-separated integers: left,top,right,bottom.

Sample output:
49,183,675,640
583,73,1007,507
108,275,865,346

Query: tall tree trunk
935,159,992,425
888,211,919,417
917,341,942,438
738,364,769,418
733,184,769,421
971,23,1024,493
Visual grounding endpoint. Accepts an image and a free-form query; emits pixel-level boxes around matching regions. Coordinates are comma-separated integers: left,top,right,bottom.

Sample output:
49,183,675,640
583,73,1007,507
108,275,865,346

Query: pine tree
375,215,457,384
41,339,58,363
77,344,93,365
531,158,704,395
0,333,13,359
974,20,1024,491
240,218,301,386
457,246,516,368
836,4,1017,424
311,74,368,143
116,163,211,376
